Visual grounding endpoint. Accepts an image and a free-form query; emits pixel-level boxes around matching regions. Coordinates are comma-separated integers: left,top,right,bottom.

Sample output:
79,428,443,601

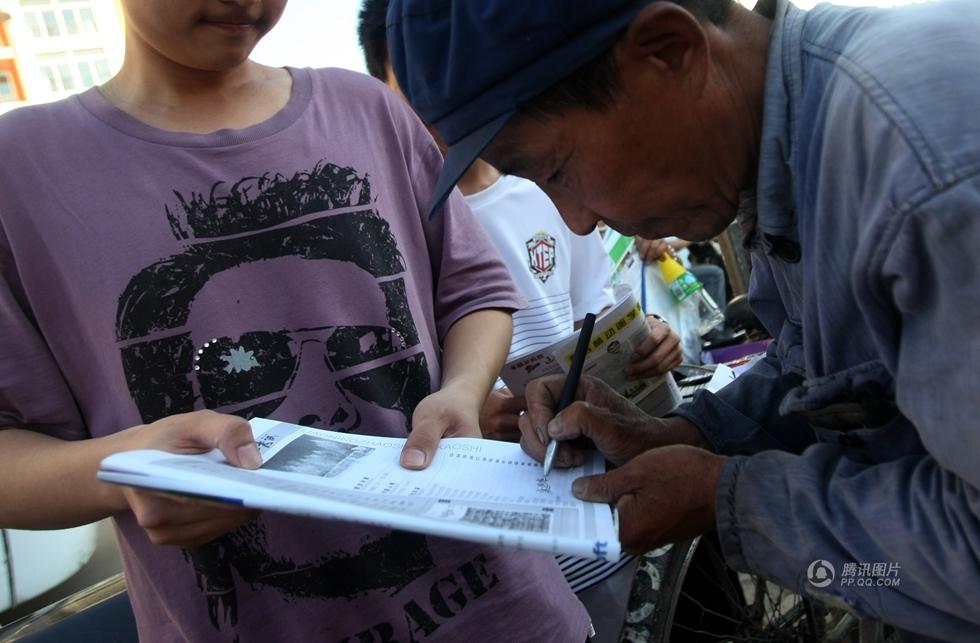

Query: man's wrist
661,415,712,450
698,451,725,531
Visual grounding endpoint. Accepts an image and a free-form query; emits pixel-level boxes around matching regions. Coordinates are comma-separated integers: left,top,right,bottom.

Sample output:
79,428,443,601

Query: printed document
500,285,681,417
99,418,621,561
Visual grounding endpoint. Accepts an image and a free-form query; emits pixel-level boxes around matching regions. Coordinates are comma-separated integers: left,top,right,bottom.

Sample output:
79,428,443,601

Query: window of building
41,65,58,92
56,62,74,90
0,72,17,102
62,9,78,34
23,12,43,38
38,47,111,94
19,1,100,38
79,7,96,32
77,60,93,87
41,10,60,36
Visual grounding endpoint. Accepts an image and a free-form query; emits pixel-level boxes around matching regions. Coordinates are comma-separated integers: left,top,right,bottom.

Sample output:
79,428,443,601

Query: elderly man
388,0,980,639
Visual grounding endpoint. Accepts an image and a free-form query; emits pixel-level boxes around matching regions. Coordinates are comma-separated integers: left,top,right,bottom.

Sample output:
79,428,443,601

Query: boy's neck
99,50,291,134
457,159,501,197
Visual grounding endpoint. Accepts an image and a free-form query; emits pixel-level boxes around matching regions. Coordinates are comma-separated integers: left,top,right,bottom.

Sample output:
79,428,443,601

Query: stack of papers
99,418,621,561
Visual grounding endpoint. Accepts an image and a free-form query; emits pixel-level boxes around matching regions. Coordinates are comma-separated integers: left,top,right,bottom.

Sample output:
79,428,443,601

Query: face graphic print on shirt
113,161,437,631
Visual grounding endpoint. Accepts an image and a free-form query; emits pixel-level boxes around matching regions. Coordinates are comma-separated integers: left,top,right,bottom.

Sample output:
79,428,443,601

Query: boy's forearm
439,308,513,408
0,428,130,529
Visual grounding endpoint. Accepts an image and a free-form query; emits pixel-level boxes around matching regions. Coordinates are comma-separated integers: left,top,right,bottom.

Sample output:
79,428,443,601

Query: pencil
543,312,596,476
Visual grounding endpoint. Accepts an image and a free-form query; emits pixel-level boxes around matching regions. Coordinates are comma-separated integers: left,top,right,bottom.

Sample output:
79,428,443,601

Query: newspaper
98,418,621,562
500,285,681,417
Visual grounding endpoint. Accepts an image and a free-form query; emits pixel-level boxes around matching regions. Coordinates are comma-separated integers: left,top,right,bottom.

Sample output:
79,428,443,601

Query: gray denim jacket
673,0,980,639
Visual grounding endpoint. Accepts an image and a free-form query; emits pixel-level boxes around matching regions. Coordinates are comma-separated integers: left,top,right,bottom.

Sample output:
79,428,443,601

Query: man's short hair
358,0,390,81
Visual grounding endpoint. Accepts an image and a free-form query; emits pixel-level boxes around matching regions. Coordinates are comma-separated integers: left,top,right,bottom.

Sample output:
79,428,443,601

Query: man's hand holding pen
542,312,596,476
519,375,668,467
518,375,726,554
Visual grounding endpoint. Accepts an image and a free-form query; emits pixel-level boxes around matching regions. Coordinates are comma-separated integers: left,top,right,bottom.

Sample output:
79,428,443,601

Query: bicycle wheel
623,532,866,643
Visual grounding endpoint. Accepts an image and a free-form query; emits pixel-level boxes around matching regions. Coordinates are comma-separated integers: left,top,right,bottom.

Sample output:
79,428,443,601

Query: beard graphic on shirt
113,162,438,631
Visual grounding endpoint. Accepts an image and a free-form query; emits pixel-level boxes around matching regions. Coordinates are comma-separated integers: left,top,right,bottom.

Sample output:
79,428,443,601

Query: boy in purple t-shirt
0,2,590,641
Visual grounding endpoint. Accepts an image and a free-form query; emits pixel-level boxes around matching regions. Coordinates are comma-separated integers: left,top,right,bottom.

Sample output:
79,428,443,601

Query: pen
543,312,596,477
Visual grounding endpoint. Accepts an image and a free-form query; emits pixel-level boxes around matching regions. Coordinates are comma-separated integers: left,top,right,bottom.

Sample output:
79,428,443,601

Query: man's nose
547,191,600,235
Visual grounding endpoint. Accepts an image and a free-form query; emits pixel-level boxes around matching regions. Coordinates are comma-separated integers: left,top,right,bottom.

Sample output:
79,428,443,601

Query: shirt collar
742,0,807,261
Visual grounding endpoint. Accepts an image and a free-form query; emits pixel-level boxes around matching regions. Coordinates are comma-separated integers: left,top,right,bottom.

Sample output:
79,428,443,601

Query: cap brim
426,111,514,219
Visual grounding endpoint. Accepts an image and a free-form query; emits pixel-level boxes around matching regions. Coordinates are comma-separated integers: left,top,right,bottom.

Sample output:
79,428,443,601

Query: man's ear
615,3,710,97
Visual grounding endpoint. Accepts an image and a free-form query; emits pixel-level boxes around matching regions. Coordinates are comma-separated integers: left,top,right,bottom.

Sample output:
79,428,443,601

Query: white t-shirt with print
464,174,614,362
465,174,629,594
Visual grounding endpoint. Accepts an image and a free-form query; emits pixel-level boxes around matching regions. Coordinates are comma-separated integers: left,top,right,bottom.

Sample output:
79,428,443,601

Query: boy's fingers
400,423,440,470
207,415,262,469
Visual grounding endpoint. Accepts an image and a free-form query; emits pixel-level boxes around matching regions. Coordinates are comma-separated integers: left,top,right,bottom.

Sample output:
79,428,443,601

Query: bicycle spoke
676,588,747,627
655,534,863,643
685,550,747,617
672,619,795,642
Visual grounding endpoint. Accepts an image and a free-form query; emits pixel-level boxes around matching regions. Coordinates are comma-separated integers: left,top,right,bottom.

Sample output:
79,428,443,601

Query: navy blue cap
387,0,653,218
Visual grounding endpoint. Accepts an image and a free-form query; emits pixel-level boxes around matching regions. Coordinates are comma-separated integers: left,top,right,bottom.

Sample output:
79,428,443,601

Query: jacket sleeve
717,447,980,641
671,345,817,455
671,252,817,456
715,180,980,641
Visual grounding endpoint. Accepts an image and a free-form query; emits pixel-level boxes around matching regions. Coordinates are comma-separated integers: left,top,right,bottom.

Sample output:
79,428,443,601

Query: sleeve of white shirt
568,229,616,321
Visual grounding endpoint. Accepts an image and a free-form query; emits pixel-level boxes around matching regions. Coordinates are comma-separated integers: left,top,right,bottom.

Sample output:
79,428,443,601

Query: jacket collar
741,0,807,262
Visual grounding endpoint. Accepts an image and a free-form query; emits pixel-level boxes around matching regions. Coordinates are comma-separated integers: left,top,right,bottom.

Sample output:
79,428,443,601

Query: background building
0,0,123,114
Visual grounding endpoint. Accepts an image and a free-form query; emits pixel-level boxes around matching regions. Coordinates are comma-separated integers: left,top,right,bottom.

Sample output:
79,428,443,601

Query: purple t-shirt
0,67,589,642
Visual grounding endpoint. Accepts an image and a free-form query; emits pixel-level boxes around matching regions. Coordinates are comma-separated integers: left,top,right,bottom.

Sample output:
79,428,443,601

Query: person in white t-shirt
462,165,682,440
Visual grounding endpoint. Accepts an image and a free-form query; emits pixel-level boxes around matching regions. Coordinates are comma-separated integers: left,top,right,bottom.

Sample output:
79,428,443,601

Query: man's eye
546,159,568,185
